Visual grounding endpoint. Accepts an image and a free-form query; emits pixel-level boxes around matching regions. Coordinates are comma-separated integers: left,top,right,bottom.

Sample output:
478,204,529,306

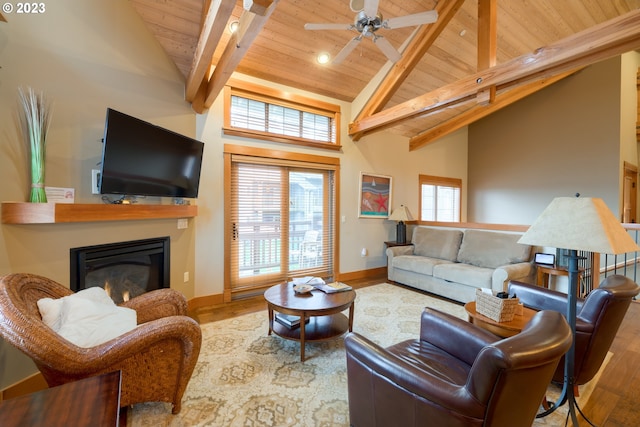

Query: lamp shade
518,197,639,254
389,205,413,222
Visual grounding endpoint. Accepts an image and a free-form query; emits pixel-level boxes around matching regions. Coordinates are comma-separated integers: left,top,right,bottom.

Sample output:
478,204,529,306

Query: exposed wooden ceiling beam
192,0,278,113
243,0,273,15
185,0,236,102
476,0,497,105
348,9,640,139
409,69,582,151
0,12,6,22
352,0,465,136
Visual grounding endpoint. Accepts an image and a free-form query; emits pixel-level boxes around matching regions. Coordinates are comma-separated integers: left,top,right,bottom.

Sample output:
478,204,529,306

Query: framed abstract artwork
358,172,392,218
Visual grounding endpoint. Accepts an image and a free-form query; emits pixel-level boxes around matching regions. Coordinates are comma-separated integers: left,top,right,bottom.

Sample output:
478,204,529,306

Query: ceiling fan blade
363,0,379,18
384,10,438,29
304,22,352,31
333,37,361,64
373,36,401,63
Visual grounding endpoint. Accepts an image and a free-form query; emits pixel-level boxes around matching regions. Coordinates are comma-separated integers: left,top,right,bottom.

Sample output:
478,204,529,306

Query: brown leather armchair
345,307,572,427
0,273,202,414
508,274,639,389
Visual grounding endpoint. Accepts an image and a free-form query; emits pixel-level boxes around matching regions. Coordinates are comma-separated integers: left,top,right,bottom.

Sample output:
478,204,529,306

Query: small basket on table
475,289,519,322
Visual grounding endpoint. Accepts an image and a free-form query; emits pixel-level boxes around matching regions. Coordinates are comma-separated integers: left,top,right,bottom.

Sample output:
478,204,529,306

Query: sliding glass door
226,150,337,298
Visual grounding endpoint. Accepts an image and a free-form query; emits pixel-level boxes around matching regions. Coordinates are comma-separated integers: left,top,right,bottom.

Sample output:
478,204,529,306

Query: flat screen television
99,108,204,199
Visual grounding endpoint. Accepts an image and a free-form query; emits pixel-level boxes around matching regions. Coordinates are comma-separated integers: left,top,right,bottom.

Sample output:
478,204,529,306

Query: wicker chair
0,273,202,414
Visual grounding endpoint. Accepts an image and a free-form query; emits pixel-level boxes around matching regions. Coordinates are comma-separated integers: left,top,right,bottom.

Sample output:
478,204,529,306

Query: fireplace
70,237,170,304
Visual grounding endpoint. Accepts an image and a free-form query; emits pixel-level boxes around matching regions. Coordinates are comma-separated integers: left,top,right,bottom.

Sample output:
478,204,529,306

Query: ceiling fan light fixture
316,52,331,64
228,20,239,34
350,0,365,12
355,10,383,34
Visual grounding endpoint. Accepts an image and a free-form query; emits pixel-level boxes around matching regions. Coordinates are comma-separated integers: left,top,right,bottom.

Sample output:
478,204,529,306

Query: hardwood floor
189,276,640,427
580,300,640,427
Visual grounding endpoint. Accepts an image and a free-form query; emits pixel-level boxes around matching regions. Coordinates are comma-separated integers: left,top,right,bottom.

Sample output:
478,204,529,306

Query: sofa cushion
412,227,463,262
392,255,454,276
433,263,493,288
457,230,531,269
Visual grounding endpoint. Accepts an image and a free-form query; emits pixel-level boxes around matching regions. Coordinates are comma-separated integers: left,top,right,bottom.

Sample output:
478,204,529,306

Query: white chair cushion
37,286,137,348
37,286,113,331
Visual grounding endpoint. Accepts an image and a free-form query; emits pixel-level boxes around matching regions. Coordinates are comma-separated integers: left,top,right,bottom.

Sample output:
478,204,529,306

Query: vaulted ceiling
130,0,640,150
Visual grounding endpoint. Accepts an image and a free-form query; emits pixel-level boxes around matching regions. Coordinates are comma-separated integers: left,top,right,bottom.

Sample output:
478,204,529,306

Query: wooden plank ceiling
130,0,640,150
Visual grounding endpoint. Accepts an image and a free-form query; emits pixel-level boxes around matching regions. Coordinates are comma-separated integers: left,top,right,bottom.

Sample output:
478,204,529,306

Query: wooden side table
464,301,536,338
536,264,584,295
0,371,121,427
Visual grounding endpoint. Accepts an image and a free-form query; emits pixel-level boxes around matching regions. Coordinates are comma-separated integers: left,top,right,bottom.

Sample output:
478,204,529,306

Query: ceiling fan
304,0,438,64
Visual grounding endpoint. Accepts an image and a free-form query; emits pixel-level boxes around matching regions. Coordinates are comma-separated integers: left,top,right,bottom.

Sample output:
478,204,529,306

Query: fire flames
104,281,131,303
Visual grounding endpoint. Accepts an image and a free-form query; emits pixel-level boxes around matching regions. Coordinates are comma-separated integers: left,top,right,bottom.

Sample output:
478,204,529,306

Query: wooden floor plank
577,387,618,427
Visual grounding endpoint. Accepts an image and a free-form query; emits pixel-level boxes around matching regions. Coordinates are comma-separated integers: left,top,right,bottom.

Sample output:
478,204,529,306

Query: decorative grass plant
17,87,52,203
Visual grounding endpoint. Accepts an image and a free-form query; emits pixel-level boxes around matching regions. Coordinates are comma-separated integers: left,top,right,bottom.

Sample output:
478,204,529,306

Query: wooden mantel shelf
1,202,197,224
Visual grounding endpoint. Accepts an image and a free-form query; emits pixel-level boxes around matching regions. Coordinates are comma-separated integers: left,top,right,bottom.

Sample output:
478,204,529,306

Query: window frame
418,174,462,223
223,79,342,151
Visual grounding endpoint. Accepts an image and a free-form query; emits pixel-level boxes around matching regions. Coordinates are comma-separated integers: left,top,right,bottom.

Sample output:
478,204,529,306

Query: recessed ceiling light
317,52,331,64
229,20,239,34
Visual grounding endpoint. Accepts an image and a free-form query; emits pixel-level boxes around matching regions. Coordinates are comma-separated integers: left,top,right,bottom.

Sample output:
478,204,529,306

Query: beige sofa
387,227,534,303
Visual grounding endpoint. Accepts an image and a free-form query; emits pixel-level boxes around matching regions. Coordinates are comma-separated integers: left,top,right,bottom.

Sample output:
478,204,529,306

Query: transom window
419,174,462,222
224,79,341,150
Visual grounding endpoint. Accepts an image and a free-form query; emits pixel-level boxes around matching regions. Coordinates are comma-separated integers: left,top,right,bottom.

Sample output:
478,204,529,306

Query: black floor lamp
518,194,639,426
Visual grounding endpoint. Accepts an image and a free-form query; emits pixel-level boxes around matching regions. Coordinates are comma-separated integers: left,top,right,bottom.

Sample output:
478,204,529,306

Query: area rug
127,283,607,426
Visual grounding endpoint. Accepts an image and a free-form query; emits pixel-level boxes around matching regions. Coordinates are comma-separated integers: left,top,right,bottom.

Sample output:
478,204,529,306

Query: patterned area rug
127,283,605,426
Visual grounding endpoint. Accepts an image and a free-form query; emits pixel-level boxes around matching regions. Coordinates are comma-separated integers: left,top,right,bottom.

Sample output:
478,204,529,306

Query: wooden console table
0,371,121,426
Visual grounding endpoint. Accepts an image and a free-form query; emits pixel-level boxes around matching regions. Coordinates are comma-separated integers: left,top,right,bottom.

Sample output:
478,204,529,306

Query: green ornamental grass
17,87,52,203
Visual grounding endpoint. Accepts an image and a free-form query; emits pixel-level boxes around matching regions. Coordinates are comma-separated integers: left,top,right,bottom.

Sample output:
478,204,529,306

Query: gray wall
468,57,622,224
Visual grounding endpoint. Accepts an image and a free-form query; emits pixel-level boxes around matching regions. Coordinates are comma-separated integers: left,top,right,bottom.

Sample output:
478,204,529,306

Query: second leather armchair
508,274,639,388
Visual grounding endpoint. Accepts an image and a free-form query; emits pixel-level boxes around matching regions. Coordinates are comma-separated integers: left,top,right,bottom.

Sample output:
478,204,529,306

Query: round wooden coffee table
464,301,536,338
264,283,355,361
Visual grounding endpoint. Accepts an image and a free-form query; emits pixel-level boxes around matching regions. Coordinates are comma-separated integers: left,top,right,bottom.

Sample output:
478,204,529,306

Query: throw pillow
37,286,115,331
37,286,137,348
56,297,137,348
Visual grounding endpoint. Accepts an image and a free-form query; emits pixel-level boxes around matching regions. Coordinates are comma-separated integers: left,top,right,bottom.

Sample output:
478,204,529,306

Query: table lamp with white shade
518,194,639,424
389,205,413,244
